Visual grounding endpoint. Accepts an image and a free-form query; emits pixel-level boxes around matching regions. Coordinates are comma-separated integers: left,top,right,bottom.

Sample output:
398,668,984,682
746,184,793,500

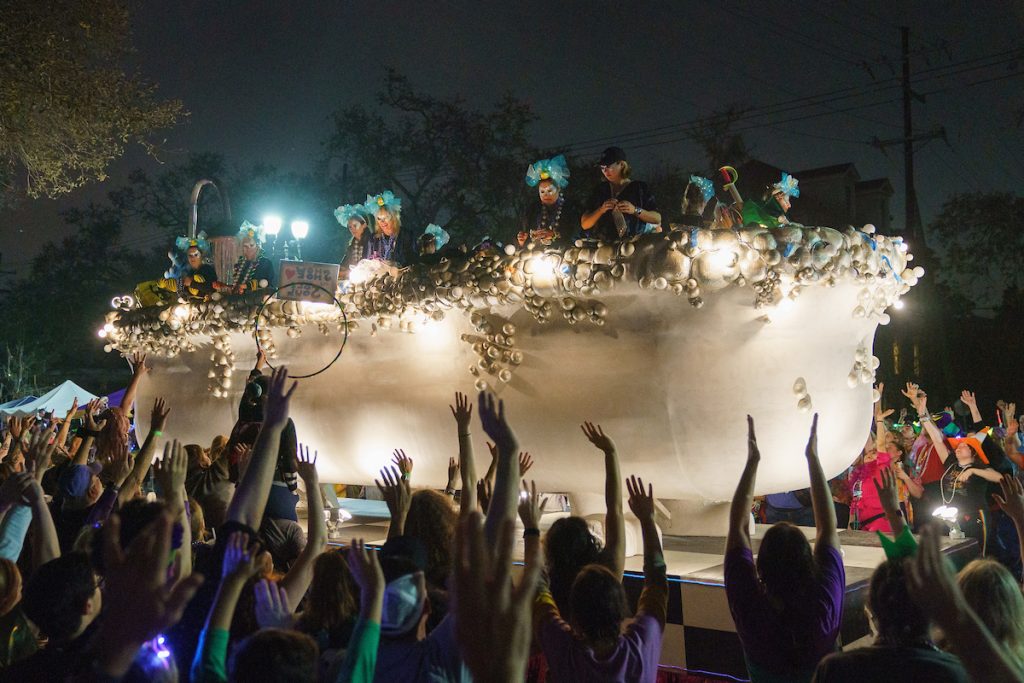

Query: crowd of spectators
0,356,1020,682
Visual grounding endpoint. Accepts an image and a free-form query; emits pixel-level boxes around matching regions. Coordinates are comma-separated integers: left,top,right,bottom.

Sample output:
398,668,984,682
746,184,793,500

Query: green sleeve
335,618,381,683
190,627,230,683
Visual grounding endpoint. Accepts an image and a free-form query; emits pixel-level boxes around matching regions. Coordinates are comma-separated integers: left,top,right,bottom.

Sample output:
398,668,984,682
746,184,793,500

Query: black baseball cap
599,146,627,166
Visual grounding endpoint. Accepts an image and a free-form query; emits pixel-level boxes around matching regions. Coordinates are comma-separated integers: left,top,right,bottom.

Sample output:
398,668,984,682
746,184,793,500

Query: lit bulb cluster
100,225,916,396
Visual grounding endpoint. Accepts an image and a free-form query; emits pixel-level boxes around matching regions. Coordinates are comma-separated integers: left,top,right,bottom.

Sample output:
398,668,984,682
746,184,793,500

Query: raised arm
55,398,78,451
907,523,1024,683
153,440,192,580
450,392,478,514
191,532,263,683
582,422,625,578
726,416,760,553
627,475,667,627
806,414,839,553
478,392,520,545
518,479,546,583
226,366,297,529
960,389,983,424
336,539,385,683
873,383,894,452
280,446,326,608
74,400,107,466
118,397,170,506
994,475,1024,575
872,466,907,537
903,382,950,463
119,352,149,414
23,425,58,484
376,465,411,540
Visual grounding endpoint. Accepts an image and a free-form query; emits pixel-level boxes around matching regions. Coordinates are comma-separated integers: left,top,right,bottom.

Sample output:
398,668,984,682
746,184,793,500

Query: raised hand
85,399,108,432
447,457,460,488
450,391,473,432
453,511,539,683
805,413,819,461
476,478,493,514
24,425,58,478
64,398,79,421
902,382,927,414
994,475,1024,526
872,466,900,514
517,452,533,477
128,352,149,376
477,391,518,453
100,513,205,644
581,421,616,453
221,531,264,581
150,397,170,433
391,449,413,478
747,415,760,463
348,539,385,598
626,475,655,521
375,465,411,523
296,444,318,485
517,480,547,529
873,384,894,421
960,389,978,411
253,579,293,629
153,440,187,502
263,366,297,426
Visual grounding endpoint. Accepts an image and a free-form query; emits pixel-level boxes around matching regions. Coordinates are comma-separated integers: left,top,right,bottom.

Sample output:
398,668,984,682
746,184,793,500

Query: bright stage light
291,220,310,240
708,249,737,271
893,300,905,310
173,304,190,320
263,215,282,236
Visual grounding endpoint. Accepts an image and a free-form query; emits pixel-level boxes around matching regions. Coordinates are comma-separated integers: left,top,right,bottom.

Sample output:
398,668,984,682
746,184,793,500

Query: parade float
99,208,920,532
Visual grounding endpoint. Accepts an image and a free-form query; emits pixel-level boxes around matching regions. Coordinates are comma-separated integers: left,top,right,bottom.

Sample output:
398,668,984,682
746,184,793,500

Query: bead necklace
232,251,262,291
534,196,564,238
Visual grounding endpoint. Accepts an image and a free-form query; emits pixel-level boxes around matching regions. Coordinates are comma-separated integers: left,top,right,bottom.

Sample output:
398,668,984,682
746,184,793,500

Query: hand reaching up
391,449,413,478
453,512,539,683
804,413,819,461
254,579,293,629
994,475,1024,529
153,440,188,504
518,452,533,477
902,382,927,415
296,444,318,485
450,391,473,432
747,415,760,463
626,475,655,522
24,425,58,479
447,457,460,489
872,466,900,515
960,390,978,411
150,398,170,434
517,480,547,529
348,539,385,605
85,399,107,432
263,366,297,426
100,513,205,649
128,352,149,376
581,421,616,453
221,531,264,582
478,392,518,453
376,465,411,524
476,478,493,514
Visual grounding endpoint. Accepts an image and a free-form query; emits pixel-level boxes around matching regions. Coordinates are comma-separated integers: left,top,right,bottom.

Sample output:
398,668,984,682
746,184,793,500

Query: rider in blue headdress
334,202,375,273
222,221,275,294
679,175,714,228
134,232,218,306
364,191,417,266
742,172,800,228
518,154,578,249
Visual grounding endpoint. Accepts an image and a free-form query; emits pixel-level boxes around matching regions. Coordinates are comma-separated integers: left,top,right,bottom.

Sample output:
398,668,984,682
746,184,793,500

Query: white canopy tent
0,381,98,418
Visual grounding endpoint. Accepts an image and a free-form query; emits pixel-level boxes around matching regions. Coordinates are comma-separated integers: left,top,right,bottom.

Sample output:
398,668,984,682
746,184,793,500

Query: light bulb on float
263,215,282,237
291,221,310,240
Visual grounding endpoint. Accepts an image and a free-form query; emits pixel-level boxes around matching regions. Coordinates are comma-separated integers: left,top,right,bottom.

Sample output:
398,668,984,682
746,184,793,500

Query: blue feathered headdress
423,224,450,251
365,190,401,214
689,175,715,203
335,203,372,227
525,154,570,189
774,172,800,198
165,231,211,279
237,220,266,244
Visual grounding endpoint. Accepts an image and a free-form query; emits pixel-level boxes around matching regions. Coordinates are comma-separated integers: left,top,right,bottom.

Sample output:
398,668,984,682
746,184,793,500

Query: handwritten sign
277,261,340,303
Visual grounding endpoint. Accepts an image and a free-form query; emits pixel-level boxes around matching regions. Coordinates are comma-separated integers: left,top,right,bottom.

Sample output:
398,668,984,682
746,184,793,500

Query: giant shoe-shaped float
100,224,919,533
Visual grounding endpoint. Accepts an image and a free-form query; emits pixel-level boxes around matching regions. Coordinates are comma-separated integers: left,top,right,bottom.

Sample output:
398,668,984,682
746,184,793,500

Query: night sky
3,0,1022,276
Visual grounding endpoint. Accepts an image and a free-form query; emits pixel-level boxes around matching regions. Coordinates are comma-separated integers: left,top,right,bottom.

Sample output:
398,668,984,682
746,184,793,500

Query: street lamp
291,220,309,260
263,215,282,259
